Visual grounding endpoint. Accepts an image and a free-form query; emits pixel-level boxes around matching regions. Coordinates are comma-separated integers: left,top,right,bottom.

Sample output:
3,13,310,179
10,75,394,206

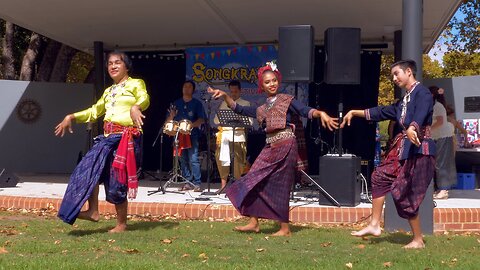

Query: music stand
216,109,251,194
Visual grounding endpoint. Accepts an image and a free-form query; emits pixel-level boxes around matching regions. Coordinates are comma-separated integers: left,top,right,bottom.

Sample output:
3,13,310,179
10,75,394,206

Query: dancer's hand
315,110,339,131
128,188,137,199
207,86,226,99
130,105,145,128
406,126,421,146
341,110,355,128
55,114,74,137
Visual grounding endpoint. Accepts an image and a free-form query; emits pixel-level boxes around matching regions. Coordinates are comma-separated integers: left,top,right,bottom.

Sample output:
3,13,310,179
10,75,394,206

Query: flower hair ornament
257,60,282,93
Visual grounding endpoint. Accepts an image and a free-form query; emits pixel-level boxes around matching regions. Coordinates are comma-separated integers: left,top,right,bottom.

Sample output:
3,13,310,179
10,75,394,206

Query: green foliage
442,51,480,77
423,55,444,79
67,51,94,83
443,0,480,54
0,212,479,270
377,55,395,106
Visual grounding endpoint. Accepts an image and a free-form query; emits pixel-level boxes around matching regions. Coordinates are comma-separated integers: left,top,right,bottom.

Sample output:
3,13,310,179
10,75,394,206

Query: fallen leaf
124,248,139,254
108,239,116,244
247,237,253,241
346,262,353,269
383,262,392,268
264,236,269,241
256,248,265,252
162,239,172,244
0,247,8,254
198,253,208,259
54,240,61,245
191,240,198,243
357,244,365,249
321,242,332,247
61,250,68,254
181,253,190,258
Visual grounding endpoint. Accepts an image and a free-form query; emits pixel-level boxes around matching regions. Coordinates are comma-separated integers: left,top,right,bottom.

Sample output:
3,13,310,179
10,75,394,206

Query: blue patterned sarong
58,134,141,225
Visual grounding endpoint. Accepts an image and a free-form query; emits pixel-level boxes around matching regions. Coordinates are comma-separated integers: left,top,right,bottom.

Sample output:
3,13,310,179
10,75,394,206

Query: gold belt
265,128,295,144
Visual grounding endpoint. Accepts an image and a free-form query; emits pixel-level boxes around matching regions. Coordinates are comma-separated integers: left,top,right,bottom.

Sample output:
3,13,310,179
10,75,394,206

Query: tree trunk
36,39,61,81
19,32,43,81
49,44,77,82
2,21,16,79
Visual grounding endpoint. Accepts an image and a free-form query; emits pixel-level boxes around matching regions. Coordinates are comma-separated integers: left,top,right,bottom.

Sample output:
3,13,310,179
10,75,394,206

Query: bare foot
233,224,260,233
77,210,100,222
351,225,381,237
271,230,291,237
108,224,127,233
403,239,425,249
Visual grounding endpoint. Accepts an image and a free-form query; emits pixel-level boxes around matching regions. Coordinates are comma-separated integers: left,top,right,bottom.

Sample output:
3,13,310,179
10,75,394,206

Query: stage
1,173,479,233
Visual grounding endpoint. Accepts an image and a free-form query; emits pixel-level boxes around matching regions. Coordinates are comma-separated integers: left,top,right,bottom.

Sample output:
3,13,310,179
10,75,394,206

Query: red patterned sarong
371,133,435,219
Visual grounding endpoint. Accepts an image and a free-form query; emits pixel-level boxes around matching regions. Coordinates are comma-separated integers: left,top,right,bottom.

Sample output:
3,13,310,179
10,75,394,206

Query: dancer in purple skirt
208,62,338,236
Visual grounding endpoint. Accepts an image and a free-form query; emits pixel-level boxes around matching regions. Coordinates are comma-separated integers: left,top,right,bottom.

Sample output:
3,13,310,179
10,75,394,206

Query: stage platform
1,173,479,233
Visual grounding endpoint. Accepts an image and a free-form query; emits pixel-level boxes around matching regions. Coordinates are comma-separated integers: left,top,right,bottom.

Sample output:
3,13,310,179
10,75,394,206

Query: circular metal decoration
17,99,42,124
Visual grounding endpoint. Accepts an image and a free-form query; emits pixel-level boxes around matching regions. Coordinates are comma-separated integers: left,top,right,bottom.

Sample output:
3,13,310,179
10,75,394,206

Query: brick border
1,195,479,233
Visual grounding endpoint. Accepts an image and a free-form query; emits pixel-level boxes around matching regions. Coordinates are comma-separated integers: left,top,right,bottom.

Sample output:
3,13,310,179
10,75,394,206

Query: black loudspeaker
324,27,361,84
278,25,314,82
0,169,18,188
318,155,361,206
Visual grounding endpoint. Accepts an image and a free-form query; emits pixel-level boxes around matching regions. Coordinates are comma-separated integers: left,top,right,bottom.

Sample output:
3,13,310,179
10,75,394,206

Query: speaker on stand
278,25,314,83
323,27,361,156
324,27,361,85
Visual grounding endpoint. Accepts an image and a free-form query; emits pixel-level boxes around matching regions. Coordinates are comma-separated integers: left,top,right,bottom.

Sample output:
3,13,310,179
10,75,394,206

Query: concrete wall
425,75,480,120
0,80,94,173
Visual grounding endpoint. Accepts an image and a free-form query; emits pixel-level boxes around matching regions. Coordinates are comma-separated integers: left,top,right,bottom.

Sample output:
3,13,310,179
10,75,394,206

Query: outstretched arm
207,87,235,108
340,109,365,128
312,110,339,131
54,114,75,137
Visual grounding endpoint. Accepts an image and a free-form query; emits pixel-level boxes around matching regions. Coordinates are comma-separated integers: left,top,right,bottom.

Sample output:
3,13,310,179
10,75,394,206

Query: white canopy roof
0,0,461,53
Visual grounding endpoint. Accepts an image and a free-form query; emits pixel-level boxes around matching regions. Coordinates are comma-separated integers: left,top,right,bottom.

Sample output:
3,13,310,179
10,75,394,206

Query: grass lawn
0,209,479,270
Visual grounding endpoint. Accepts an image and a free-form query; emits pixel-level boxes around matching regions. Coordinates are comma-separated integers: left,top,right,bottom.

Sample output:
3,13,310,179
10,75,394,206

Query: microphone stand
147,123,166,195
200,95,216,198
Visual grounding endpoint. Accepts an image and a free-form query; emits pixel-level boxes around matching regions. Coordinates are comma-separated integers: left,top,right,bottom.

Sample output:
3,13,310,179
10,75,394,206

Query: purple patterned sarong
226,137,297,223
371,134,435,219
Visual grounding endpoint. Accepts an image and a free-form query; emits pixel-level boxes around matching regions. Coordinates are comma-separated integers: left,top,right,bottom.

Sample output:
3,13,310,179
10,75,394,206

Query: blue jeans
179,136,201,186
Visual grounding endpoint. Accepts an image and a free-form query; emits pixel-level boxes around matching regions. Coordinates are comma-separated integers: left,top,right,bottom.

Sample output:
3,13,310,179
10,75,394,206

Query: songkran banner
185,45,309,131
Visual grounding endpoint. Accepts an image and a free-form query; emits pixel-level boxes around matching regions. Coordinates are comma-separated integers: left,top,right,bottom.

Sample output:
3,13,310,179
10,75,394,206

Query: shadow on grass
368,232,413,245
243,223,307,235
68,220,180,236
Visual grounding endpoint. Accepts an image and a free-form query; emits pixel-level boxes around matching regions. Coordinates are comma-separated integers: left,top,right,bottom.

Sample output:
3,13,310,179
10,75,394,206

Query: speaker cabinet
324,27,361,84
278,25,314,82
318,155,361,206
0,169,18,188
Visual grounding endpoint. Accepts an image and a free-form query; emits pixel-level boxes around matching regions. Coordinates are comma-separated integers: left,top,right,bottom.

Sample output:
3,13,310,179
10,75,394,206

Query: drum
178,119,193,134
163,120,179,136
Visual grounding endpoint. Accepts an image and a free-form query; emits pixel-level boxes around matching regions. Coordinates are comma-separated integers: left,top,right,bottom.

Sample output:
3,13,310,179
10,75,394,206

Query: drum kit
162,119,193,137
148,118,195,195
